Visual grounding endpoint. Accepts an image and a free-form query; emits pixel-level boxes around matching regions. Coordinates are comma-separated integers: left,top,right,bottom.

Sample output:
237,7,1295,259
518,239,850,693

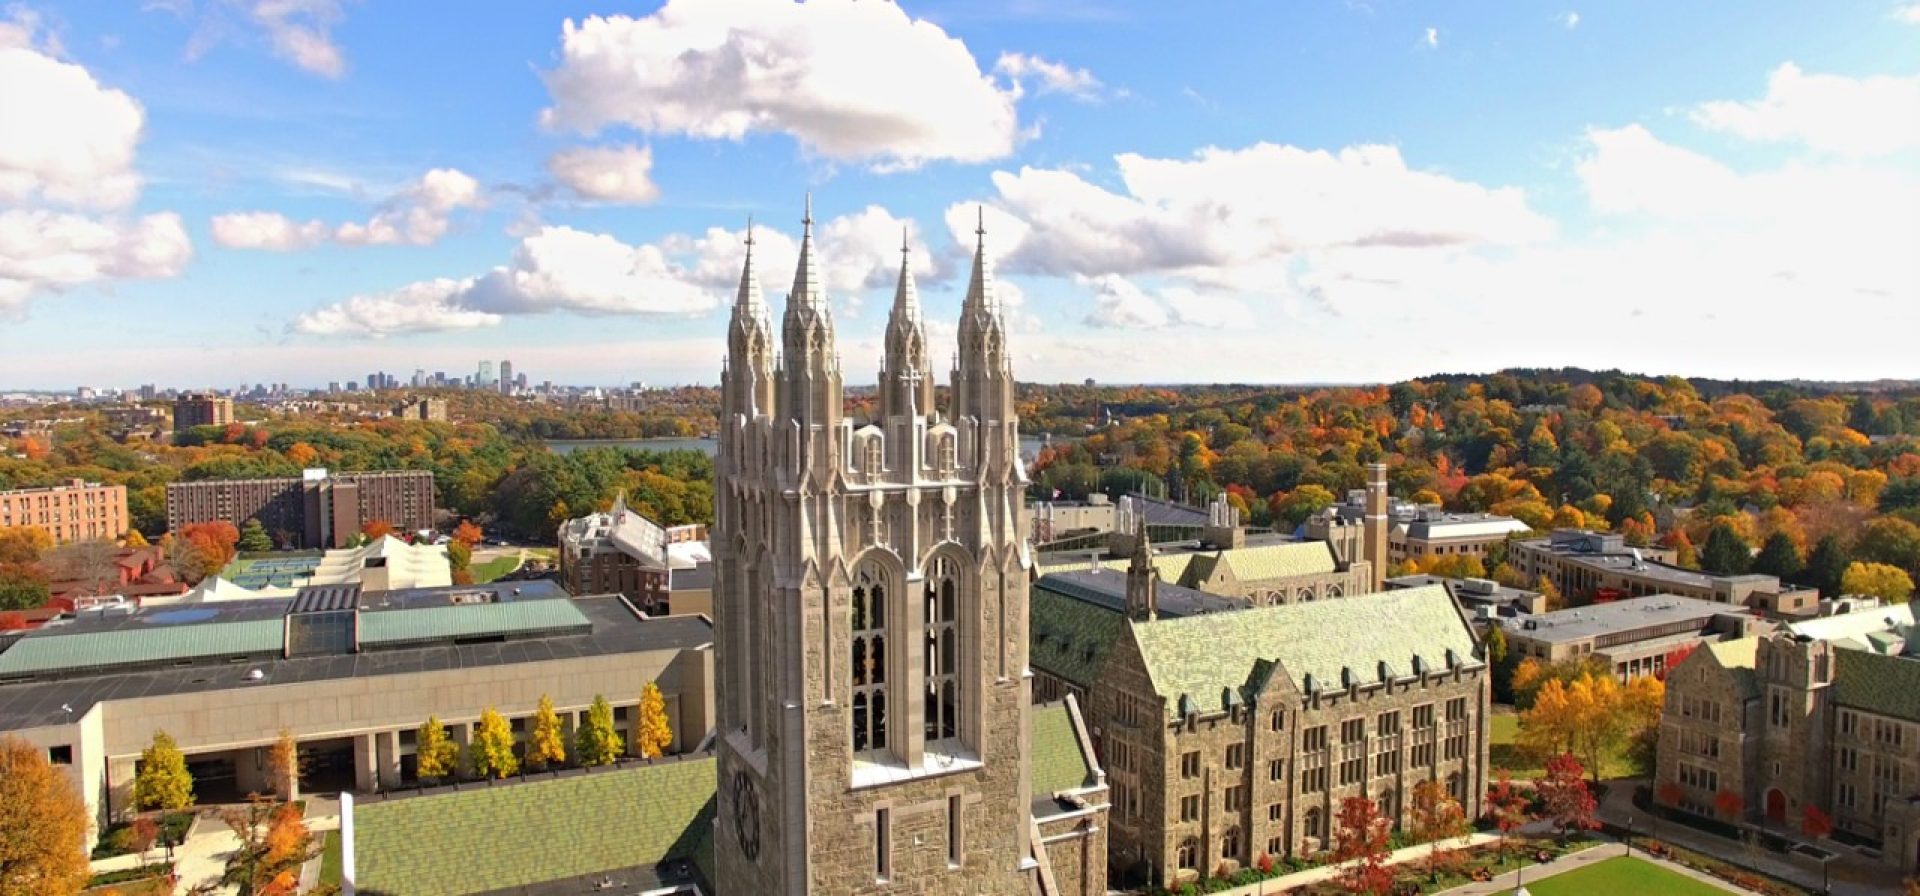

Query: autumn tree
575,695,621,767
414,716,458,784
0,735,90,896
237,519,274,554
1656,779,1684,809
1840,561,1914,603
468,707,518,779
1714,789,1746,822
1409,778,1468,881
46,539,122,597
1520,671,1661,781
452,520,484,547
635,681,672,759
220,797,314,896
1486,770,1532,862
0,526,51,565
0,562,49,612
1331,795,1394,896
1801,805,1833,840
1535,753,1597,842
265,730,299,802
128,815,159,862
122,529,150,549
524,696,567,769
134,730,194,811
360,519,396,541
180,521,240,576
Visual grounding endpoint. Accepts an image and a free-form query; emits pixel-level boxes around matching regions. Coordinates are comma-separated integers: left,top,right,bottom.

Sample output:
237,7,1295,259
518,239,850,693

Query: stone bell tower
713,200,1037,894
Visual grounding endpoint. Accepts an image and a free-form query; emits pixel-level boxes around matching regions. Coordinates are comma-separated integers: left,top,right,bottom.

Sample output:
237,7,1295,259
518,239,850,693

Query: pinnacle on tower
963,204,999,315
790,193,824,312
892,224,919,317
735,216,764,314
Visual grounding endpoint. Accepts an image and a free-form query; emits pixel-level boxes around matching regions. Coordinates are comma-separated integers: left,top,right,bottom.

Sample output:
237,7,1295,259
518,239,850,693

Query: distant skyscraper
412,368,427,388
477,360,494,386
139,384,157,402
499,360,514,394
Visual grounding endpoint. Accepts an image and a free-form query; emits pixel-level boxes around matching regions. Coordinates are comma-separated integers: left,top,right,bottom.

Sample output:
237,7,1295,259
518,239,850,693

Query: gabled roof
1131,584,1480,719
1030,580,1132,688
1213,541,1337,582
1833,648,1920,723
1702,637,1760,700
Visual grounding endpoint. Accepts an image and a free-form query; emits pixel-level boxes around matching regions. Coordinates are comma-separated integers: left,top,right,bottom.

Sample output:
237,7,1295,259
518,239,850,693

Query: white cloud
292,206,951,337
547,144,661,204
213,167,483,250
1897,3,1920,24
947,142,1550,279
1562,11,1580,29
1690,63,1920,156
248,0,346,78
1076,273,1255,330
1423,27,1439,48
0,44,145,209
209,211,329,250
0,209,191,315
994,52,1105,100
289,278,502,337
0,36,192,316
539,0,1024,169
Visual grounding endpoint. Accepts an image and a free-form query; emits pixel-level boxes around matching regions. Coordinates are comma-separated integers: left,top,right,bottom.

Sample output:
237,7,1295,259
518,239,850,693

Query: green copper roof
1833,647,1920,723
1215,542,1336,581
0,620,284,676
1030,582,1129,688
357,599,591,646
1031,702,1097,797
353,756,716,896
1036,551,1195,582
1131,584,1480,719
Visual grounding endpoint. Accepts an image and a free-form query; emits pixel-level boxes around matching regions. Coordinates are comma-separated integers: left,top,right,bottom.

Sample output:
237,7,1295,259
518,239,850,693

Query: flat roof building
1512,529,1820,616
1315,492,1532,565
173,392,232,433
165,468,436,549
1386,573,1548,620
556,494,710,615
0,478,127,545
0,579,715,850
1497,594,1766,680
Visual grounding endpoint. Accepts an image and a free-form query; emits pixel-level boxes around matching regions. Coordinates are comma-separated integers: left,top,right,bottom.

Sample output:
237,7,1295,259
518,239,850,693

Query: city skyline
2,0,1916,390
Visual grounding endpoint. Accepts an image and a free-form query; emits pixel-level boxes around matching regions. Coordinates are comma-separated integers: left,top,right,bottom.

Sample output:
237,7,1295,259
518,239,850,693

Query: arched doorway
1765,789,1786,824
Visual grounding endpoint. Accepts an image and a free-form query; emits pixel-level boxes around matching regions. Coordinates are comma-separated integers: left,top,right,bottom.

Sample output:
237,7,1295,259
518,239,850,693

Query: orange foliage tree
181,521,240,573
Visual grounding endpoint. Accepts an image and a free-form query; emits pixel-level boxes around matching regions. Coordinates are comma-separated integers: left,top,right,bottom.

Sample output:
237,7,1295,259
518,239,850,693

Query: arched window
1304,807,1323,840
1377,789,1395,824
925,555,961,747
851,564,889,754
1177,837,1199,870
1447,772,1463,803
1221,826,1242,860
937,436,957,474
863,435,884,477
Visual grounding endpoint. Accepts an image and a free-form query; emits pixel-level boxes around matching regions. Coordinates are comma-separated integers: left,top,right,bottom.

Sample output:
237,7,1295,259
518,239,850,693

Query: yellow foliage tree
414,716,458,783
1840,561,1914,603
525,695,567,769
1518,671,1663,782
0,735,90,896
123,529,150,548
635,681,673,759
468,707,519,779
134,730,194,811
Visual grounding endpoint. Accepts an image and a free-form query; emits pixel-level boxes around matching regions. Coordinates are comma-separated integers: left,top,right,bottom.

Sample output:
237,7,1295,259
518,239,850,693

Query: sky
1,0,1917,390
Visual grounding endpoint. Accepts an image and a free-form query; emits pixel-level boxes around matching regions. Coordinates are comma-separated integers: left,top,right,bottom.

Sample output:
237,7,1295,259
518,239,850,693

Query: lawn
1489,710,1635,780
1495,856,1732,895
320,830,342,888
469,554,523,583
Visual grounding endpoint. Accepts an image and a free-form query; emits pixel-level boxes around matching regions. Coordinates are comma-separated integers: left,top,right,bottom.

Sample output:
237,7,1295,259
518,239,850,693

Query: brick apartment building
0,479,127,544
173,392,233,433
165,468,435,548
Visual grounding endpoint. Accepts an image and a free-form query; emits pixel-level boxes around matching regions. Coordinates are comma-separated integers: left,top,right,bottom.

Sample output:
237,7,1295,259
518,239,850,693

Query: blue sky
2,0,1916,389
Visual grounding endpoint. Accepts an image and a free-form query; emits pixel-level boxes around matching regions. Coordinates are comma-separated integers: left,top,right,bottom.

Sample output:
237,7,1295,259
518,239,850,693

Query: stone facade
1658,612,1920,874
713,207,1086,894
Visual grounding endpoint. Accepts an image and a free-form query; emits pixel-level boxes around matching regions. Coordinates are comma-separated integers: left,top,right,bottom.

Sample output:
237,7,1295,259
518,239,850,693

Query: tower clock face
731,770,762,861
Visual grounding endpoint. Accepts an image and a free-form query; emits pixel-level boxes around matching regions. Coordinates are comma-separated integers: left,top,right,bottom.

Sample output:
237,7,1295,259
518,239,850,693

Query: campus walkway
1595,778,1904,896
1184,833,1501,896
1437,837,1744,895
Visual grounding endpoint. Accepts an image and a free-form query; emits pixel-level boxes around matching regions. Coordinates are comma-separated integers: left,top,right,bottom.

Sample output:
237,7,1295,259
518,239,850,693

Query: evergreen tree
1699,522,1752,576
237,519,274,553
414,716,458,783
635,682,673,759
1801,535,1853,598
574,695,621,767
1752,532,1804,581
525,695,567,769
135,730,194,811
468,707,519,779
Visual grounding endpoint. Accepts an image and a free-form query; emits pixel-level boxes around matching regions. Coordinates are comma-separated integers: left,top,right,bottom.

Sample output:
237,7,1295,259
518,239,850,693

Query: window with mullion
924,555,961,748
852,565,890,754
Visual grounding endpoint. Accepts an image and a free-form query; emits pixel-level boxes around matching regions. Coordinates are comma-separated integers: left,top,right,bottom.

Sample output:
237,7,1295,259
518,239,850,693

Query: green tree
1840,562,1914,603
134,730,194,811
0,563,49,612
1752,532,1804,581
1276,484,1336,529
574,695,621,767
525,696,567,769
635,682,672,759
1801,534,1853,597
1856,517,1920,577
468,707,519,779
414,716,458,783
1699,522,1751,576
236,519,273,554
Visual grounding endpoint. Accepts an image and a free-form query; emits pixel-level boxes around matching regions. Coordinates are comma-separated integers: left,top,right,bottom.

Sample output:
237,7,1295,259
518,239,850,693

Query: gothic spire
735,216,764,315
962,205,1000,316
891,225,919,318
789,192,825,314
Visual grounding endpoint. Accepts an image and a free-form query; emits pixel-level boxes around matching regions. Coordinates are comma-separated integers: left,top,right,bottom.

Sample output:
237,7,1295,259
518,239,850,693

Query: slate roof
1833,647,1920,723
1031,701,1097,798
1130,584,1480,719
1030,581,1132,689
353,755,716,896
1213,541,1337,581
1703,637,1760,700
